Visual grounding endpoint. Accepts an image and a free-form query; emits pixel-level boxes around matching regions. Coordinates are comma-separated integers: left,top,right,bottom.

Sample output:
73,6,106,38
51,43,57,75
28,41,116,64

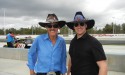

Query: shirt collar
44,33,49,40
81,32,89,39
44,33,59,40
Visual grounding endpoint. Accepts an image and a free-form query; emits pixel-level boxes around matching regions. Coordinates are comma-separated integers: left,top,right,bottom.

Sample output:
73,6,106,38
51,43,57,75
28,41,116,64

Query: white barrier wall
106,53,125,72
0,48,28,60
0,48,125,73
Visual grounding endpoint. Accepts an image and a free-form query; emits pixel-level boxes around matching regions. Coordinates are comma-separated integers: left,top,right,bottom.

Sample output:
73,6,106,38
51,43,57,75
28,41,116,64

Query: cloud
0,0,125,29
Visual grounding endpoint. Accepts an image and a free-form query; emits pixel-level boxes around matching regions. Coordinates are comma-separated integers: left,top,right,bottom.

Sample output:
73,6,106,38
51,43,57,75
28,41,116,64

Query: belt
37,71,60,75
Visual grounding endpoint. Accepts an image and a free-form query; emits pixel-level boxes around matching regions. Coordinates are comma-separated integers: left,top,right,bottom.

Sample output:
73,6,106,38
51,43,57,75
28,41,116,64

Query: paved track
0,58,125,75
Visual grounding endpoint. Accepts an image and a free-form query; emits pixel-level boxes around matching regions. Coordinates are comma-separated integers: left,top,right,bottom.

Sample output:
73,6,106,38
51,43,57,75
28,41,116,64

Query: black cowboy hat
39,14,66,28
66,11,95,30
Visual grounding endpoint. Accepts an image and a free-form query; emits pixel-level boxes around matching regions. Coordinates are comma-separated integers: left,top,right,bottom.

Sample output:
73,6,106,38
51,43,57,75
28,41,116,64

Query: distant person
6,31,15,48
27,14,67,75
66,11,107,75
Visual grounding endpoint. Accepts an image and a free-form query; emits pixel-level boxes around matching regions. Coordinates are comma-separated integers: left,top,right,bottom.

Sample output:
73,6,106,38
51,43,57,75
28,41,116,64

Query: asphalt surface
0,58,125,75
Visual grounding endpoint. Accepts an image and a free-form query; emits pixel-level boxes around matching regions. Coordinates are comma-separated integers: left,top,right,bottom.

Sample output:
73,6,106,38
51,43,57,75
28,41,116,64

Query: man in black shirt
66,11,107,75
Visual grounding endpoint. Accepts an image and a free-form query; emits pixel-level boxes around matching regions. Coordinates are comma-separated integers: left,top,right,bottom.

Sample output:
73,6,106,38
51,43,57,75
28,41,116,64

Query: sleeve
27,38,38,70
92,39,107,61
61,40,67,74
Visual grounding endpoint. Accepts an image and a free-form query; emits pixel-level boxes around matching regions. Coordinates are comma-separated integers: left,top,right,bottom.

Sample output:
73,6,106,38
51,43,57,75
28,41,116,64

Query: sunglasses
46,23,59,28
74,22,85,27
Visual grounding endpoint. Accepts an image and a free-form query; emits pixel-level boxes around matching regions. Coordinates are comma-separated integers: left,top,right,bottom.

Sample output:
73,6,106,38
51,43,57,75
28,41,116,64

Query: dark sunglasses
74,22,85,27
46,23,59,28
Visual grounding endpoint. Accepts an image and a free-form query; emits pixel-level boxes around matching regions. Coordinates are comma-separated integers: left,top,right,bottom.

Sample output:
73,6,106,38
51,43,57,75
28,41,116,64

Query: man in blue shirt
27,14,67,75
6,31,15,48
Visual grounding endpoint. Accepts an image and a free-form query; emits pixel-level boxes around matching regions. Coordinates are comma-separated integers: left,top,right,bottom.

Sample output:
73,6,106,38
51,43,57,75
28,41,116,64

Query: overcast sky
0,0,125,29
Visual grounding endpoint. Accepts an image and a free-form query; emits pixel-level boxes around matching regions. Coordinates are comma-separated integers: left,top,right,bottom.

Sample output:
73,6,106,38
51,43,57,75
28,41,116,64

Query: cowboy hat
39,14,66,28
66,11,95,30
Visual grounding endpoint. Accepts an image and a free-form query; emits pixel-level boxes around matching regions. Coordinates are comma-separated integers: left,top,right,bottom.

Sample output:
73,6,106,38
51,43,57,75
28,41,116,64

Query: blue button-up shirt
27,34,67,74
6,33,14,42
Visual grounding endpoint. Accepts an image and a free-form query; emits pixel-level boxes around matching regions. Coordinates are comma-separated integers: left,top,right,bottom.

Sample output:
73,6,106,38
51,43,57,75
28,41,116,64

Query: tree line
61,22,125,34
0,22,125,35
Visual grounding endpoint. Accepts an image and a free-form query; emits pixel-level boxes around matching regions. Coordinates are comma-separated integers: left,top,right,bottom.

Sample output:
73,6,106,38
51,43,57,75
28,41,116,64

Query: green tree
60,26,68,34
87,28,95,34
96,29,103,34
122,23,125,33
0,29,4,35
103,23,113,33
114,25,121,34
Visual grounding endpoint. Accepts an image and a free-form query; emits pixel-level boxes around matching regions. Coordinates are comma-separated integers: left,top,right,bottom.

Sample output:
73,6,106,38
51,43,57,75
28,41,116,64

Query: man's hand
30,70,36,75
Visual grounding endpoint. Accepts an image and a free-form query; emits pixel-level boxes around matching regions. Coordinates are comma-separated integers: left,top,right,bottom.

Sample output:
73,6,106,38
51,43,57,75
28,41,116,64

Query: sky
0,0,125,29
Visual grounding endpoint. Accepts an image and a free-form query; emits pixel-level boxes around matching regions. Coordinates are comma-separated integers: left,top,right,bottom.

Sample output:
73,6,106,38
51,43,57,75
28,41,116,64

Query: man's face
46,23,59,36
74,22,87,35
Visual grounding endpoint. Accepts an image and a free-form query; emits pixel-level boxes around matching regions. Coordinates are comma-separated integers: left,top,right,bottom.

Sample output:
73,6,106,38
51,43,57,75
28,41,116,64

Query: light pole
112,17,115,34
113,22,114,34
32,25,34,35
3,8,6,35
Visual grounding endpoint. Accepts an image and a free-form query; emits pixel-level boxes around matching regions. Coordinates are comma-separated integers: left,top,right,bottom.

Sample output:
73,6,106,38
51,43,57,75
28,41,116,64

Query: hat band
46,17,58,23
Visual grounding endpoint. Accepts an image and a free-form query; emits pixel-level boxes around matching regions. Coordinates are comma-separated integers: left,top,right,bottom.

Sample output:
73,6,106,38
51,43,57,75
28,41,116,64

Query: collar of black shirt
74,32,89,40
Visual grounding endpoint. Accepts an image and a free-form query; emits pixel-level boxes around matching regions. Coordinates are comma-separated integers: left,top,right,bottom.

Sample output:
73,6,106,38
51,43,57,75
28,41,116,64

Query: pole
112,17,115,34
3,9,6,35
113,23,114,34
32,25,33,35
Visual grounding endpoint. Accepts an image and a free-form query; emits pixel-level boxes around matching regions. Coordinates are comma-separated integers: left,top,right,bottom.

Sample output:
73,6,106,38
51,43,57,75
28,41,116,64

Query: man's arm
67,55,71,75
27,38,38,75
97,60,107,75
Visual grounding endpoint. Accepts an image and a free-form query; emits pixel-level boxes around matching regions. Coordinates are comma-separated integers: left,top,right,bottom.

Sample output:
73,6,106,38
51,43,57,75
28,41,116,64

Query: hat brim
39,21,66,28
66,19,95,30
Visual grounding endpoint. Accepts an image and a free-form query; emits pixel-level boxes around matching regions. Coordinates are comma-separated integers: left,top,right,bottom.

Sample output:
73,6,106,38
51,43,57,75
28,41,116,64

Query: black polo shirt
69,32,106,75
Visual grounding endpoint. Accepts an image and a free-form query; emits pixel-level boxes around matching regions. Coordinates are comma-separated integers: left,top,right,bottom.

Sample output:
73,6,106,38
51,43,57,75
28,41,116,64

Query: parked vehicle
3,37,33,49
